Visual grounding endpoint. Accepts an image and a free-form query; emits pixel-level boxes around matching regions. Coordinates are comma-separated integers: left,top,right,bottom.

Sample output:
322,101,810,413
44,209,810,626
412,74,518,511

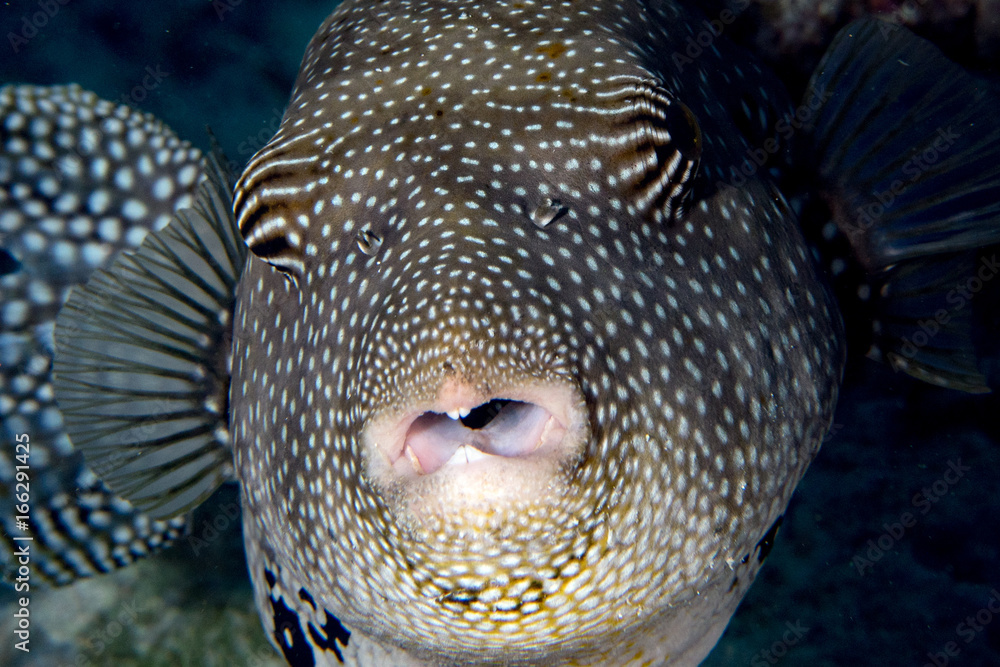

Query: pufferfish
3,0,1000,665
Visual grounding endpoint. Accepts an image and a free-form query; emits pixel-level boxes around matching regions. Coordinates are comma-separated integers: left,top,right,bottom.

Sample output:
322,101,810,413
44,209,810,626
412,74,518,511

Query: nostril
459,399,513,429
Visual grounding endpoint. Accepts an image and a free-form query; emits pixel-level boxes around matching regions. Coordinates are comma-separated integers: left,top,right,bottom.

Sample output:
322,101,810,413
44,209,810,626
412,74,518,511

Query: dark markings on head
308,610,351,664
265,567,317,666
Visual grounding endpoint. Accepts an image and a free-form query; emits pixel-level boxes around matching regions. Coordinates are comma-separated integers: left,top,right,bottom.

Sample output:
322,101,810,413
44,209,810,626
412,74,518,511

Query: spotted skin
230,0,842,665
0,84,198,584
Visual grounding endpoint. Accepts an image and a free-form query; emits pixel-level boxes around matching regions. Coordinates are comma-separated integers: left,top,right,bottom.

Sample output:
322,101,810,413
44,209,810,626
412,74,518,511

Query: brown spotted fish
5,1,1000,665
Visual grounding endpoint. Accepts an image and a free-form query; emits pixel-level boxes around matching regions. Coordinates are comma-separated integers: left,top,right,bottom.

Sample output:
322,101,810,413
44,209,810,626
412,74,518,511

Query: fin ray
53,155,247,519
805,18,1000,392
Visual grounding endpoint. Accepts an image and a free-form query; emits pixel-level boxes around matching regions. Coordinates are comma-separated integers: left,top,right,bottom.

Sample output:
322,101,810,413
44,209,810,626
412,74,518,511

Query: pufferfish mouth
363,379,587,484
399,399,567,475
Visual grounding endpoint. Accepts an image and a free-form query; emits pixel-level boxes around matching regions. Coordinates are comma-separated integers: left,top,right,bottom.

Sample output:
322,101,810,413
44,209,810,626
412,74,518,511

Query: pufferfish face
228,0,841,662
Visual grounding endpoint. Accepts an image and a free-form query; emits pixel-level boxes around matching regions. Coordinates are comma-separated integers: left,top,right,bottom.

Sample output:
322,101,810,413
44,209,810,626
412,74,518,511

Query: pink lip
397,400,567,475
363,377,587,483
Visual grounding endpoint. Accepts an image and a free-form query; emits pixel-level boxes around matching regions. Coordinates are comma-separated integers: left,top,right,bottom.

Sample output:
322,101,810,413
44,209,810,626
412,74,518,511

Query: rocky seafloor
1,0,999,665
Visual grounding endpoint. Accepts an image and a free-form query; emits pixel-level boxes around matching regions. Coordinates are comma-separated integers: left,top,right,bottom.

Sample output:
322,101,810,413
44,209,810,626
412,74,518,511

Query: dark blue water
1,1,998,665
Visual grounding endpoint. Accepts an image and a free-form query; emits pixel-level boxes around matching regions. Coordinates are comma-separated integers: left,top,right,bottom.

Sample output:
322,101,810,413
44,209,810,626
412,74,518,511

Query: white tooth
404,445,425,474
458,406,471,418
534,416,555,452
461,445,486,464
454,444,486,465
442,444,489,468
446,409,461,420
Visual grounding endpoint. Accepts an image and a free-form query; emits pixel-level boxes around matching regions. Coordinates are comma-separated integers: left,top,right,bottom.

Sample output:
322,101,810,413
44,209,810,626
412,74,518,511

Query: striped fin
53,155,246,519
804,18,1000,392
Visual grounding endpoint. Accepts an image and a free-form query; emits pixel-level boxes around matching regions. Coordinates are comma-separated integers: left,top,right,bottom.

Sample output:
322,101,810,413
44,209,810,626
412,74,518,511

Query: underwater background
1,0,999,665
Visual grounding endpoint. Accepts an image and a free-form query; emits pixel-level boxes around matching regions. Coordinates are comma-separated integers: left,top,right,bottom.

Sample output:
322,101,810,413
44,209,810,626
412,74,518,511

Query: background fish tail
802,18,1000,392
